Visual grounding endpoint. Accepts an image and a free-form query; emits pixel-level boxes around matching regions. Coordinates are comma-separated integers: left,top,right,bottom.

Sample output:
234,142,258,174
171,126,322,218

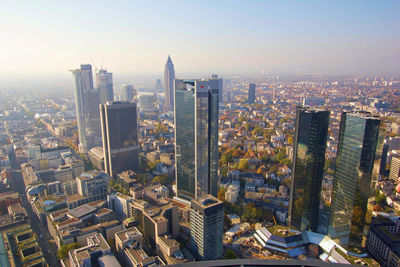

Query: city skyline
1,1,400,76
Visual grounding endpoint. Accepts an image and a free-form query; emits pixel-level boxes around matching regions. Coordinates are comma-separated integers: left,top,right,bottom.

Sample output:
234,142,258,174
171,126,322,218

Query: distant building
100,101,139,176
97,69,114,104
164,55,175,112
302,97,325,107
248,83,256,104
174,79,219,200
328,112,383,246
120,84,135,102
70,64,97,152
289,106,330,232
190,195,223,260
88,146,105,170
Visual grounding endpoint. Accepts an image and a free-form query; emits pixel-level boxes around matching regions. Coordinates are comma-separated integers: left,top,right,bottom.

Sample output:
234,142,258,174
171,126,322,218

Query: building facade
174,79,219,200
164,55,175,112
70,64,95,152
248,83,256,104
328,112,384,247
120,84,135,102
190,195,223,260
100,101,139,177
288,106,330,232
97,69,114,104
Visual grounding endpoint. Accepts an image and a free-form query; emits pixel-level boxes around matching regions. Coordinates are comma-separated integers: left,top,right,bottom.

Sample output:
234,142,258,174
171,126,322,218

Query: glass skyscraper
100,101,139,177
288,106,330,232
174,79,219,200
328,112,383,247
71,64,97,153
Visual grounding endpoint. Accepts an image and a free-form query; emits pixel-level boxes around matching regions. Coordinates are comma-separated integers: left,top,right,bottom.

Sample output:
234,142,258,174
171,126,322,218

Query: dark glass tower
174,79,219,200
288,106,330,232
248,83,256,104
100,101,139,177
328,112,383,247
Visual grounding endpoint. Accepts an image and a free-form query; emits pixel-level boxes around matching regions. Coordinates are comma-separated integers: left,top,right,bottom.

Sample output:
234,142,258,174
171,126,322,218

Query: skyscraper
248,83,256,104
97,69,114,104
174,79,219,200
288,106,330,232
120,84,135,102
164,55,175,112
210,74,223,103
71,64,95,153
100,101,139,177
190,195,223,260
328,112,383,247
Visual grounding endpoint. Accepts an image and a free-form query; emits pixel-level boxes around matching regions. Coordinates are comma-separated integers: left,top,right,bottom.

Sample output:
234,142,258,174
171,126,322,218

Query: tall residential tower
328,112,383,247
174,79,219,200
164,55,175,112
288,106,330,232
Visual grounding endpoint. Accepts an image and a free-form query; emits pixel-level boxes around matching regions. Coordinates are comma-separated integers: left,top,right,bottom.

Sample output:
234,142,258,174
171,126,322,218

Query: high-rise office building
100,101,139,177
288,106,330,232
174,79,219,200
190,195,223,260
97,69,114,104
248,83,256,104
120,84,135,102
328,112,383,246
71,64,96,153
210,74,223,103
164,55,175,112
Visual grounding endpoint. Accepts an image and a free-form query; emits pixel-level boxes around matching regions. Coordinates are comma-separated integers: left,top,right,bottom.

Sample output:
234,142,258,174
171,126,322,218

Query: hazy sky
1,0,399,76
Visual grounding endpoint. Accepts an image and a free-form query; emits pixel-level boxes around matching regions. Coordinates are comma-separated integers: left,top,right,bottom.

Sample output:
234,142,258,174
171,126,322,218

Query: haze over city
1,0,400,79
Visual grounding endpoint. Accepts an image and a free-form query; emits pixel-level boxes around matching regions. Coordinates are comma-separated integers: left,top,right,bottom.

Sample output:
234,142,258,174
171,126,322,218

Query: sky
1,0,400,77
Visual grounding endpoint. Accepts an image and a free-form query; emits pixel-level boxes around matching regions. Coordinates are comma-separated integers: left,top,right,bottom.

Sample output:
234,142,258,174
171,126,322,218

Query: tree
276,150,287,164
376,193,387,206
223,249,237,259
57,243,81,259
237,158,249,170
218,187,227,202
220,167,228,177
287,136,293,145
221,152,234,164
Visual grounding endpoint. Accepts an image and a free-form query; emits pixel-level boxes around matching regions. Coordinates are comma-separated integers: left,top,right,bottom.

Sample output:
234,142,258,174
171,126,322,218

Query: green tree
57,243,81,259
223,249,237,259
276,150,287,163
237,158,249,170
218,187,227,202
221,152,234,164
220,167,228,177
376,193,387,206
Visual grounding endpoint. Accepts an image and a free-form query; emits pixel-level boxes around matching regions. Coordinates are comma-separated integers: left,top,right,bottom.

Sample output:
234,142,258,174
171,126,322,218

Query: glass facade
289,106,330,232
100,102,139,177
328,112,383,247
175,79,219,200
